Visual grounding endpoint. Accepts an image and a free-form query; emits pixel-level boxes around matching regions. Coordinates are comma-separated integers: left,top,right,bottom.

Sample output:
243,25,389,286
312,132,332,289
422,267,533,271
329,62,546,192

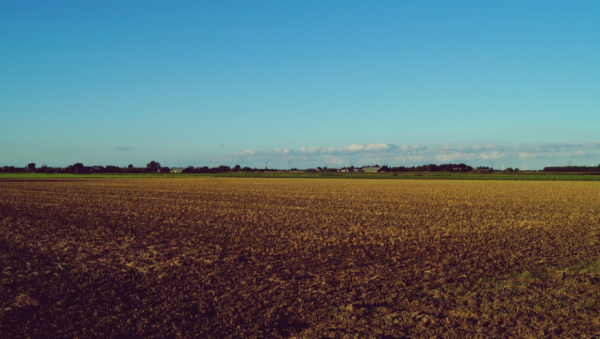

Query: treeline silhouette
180,165,277,173
1,162,476,173
3,161,600,174
543,166,600,173
0,162,274,174
380,163,474,172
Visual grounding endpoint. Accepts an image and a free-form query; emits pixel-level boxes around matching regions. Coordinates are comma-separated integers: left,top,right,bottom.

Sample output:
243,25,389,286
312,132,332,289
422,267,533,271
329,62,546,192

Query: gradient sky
2,1,599,169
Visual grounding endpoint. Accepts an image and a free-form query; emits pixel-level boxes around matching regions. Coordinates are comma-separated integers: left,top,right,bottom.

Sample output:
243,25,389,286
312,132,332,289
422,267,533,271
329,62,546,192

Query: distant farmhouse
170,167,186,174
359,166,381,173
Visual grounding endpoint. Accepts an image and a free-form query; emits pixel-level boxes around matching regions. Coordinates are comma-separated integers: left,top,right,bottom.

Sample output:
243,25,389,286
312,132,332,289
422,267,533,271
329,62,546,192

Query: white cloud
236,149,257,156
227,142,600,169
480,151,507,160
340,143,365,152
273,148,290,154
364,143,390,151
299,146,322,154
518,152,537,159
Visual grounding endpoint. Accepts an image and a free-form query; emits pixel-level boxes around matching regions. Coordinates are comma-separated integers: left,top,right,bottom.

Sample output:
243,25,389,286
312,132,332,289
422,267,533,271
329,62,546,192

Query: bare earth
1,178,599,338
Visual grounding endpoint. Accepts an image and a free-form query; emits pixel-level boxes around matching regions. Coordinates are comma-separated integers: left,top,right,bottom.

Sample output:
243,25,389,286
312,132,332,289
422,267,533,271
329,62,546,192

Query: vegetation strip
2,172,600,181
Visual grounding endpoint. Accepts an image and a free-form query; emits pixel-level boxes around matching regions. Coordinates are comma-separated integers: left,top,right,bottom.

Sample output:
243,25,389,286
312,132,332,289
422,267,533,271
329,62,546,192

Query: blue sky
1,1,599,169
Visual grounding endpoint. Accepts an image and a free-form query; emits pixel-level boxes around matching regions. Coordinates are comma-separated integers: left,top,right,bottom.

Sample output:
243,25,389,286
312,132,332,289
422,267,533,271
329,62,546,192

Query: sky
1,1,599,170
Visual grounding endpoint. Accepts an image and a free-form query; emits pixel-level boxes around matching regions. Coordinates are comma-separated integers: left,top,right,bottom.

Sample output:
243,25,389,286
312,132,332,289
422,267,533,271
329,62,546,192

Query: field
1,178,600,337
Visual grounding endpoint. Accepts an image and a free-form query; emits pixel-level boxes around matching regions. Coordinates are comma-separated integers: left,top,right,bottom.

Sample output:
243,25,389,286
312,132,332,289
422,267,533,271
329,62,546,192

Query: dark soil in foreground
1,178,599,338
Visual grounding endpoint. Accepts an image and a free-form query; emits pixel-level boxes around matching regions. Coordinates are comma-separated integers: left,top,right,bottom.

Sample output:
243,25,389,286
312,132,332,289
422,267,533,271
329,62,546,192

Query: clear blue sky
2,1,599,169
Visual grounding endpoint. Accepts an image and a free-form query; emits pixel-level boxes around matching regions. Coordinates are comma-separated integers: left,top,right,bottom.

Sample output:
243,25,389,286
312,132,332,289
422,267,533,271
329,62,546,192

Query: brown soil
1,178,599,338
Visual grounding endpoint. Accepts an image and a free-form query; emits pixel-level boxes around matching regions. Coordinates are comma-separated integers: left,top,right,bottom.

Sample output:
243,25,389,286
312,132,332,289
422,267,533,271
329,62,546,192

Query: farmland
1,178,600,337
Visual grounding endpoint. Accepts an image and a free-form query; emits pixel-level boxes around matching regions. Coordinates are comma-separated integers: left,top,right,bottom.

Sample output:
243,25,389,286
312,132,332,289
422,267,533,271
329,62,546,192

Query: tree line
380,163,474,172
3,161,599,174
543,166,600,173
2,162,475,174
0,162,273,174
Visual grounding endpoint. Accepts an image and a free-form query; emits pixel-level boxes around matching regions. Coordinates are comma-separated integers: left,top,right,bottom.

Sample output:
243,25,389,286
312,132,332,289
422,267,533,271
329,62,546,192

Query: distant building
170,167,186,174
359,166,381,173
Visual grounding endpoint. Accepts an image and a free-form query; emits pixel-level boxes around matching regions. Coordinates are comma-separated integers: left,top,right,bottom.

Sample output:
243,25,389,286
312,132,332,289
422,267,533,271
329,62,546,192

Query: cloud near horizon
228,142,600,168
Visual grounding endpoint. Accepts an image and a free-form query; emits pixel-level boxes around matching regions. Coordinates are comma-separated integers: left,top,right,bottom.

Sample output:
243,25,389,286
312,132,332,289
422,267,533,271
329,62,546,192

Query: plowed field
1,178,600,338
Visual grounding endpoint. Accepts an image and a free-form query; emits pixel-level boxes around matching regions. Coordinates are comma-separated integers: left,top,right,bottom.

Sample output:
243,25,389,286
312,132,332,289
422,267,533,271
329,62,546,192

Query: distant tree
217,165,231,172
105,165,120,173
127,164,134,170
27,163,36,171
158,167,170,174
233,164,241,172
37,164,49,173
146,161,161,172
182,166,195,174
504,167,514,173
63,163,87,174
